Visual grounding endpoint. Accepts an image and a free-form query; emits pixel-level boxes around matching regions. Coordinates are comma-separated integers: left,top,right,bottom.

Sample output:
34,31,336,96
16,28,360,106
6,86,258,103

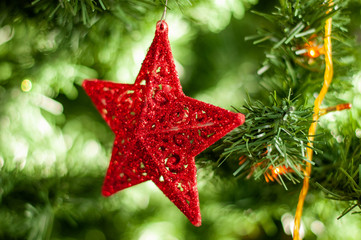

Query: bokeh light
21,79,32,92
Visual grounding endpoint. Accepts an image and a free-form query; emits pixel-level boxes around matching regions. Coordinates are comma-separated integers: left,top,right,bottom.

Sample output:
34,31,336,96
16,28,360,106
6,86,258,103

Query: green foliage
1,0,361,239
313,116,361,218
216,90,313,188
3,0,161,26
248,0,353,99
237,0,361,217
214,0,361,219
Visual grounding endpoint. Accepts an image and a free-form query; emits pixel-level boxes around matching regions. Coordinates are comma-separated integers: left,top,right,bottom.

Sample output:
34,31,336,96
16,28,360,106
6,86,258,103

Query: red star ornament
82,21,245,226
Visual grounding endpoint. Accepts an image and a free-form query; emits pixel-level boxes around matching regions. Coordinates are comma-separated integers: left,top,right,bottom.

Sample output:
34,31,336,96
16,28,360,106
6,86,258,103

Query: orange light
272,166,289,176
273,167,281,175
301,39,323,59
336,103,352,111
238,157,296,183
264,165,294,183
319,103,352,116
307,47,320,58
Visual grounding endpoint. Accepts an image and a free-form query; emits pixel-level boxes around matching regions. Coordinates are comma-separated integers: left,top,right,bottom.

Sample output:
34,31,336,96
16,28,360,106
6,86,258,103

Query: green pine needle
314,124,361,218
215,90,313,189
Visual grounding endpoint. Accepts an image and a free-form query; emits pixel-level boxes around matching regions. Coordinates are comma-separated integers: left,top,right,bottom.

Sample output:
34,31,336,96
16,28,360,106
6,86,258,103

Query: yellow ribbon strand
293,14,333,240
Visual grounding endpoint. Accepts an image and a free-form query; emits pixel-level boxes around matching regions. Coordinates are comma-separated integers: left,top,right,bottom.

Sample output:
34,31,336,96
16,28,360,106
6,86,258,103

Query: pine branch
313,121,361,218
215,90,313,188
1,0,168,27
248,0,353,99
223,0,357,196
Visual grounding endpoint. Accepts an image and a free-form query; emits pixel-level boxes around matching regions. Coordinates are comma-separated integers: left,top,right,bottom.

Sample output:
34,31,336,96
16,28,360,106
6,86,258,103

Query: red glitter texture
82,21,245,226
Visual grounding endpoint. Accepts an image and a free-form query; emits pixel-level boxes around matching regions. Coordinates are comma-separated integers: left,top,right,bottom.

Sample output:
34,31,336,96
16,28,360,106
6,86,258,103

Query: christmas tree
1,0,361,239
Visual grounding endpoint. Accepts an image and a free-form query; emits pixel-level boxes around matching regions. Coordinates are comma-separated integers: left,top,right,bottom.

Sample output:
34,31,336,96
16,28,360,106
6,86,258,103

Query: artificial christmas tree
1,0,361,239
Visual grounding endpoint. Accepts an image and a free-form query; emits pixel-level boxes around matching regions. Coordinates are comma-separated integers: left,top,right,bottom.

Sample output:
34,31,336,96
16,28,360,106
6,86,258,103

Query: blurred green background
1,0,361,239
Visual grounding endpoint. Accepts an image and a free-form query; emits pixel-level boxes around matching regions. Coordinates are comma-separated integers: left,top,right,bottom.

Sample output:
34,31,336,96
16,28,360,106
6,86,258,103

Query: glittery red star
82,21,245,226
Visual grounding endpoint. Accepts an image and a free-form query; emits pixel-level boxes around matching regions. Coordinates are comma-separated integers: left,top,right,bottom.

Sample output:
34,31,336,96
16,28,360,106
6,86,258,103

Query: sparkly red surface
82,21,245,227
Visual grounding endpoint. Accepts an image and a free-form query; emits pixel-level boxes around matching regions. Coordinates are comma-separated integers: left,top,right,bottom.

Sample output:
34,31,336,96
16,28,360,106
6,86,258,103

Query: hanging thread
160,0,168,21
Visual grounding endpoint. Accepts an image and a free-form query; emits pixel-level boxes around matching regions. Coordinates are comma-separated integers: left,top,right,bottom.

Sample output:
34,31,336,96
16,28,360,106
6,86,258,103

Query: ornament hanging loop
157,0,168,32
160,0,168,22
